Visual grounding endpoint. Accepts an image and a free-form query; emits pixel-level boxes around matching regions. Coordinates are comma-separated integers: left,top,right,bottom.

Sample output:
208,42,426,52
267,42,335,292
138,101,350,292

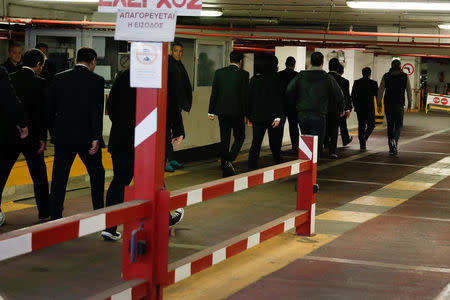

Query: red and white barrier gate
0,42,318,300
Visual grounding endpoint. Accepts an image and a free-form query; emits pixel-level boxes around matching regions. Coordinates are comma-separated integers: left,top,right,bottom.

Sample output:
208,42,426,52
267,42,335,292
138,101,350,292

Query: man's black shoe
101,230,122,241
329,153,338,159
169,208,184,227
343,136,353,146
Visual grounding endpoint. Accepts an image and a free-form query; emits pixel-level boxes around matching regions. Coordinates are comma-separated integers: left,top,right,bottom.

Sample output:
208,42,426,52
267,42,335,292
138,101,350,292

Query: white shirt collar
76,63,90,70
22,66,35,74
230,63,240,68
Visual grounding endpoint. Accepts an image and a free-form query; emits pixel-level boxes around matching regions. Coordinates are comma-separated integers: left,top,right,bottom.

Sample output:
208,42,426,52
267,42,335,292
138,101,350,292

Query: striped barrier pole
122,42,169,300
297,135,318,236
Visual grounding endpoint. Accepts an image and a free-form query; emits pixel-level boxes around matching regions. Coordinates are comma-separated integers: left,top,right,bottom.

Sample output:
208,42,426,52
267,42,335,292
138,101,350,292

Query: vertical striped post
296,135,318,236
122,42,169,300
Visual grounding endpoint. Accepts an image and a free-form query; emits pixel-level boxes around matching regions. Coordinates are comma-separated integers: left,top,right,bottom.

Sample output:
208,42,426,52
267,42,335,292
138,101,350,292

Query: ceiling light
438,24,450,29
347,1,450,11
32,0,99,2
200,10,223,17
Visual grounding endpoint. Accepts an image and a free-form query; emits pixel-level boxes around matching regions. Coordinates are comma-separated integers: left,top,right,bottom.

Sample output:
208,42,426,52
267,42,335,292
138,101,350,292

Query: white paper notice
115,9,177,42
130,42,162,88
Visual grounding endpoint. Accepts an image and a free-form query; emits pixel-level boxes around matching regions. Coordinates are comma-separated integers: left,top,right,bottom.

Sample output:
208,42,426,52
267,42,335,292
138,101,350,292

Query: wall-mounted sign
402,63,415,76
98,0,202,16
114,9,177,42
130,42,162,88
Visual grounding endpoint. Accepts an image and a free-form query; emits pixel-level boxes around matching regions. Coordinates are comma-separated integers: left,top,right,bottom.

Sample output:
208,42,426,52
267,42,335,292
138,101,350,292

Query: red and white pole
296,135,318,236
122,42,169,300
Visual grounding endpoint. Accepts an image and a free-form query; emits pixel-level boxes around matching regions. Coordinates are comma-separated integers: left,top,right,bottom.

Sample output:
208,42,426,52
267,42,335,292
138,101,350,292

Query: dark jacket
168,55,192,112
377,69,412,112
208,64,250,117
40,59,57,83
329,72,352,112
287,68,344,118
277,67,298,113
10,68,48,144
2,59,21,74
48,65,105,146
247,73,283,123
107,69,136,153
351,77,378,115
0,66,26,145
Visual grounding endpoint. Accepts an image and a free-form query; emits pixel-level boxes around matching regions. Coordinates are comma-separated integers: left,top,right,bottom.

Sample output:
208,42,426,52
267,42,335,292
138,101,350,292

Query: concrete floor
0,112,449,300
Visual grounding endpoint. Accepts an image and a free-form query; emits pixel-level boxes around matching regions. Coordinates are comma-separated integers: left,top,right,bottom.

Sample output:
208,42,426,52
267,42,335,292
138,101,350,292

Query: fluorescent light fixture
200,10,223,17
32,0,98,2
347,1,450,11
438,24,450,29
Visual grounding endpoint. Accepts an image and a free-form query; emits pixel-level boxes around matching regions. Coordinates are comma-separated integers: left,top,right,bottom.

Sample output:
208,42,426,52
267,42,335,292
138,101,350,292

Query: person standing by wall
352,67,378,151
377,59,412,157
47,47,105,220
0,65,28,226
2,42,22,74
247,55,283,171
287,52,344,158
208,50,249,177
277,56,299,155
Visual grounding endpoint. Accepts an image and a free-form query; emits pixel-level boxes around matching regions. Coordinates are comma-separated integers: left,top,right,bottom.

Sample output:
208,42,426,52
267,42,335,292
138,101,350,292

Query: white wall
275,46,306,73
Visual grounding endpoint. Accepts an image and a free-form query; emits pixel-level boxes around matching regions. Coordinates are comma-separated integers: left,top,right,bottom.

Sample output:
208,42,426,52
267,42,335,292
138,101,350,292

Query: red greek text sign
98,0,202,16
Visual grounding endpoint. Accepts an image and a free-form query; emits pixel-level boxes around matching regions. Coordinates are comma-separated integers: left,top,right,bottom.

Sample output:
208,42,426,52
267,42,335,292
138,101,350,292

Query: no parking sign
402,63,415,76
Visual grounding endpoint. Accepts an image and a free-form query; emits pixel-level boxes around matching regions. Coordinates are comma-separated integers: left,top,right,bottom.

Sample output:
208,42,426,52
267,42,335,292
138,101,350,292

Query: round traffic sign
402,63,414,76
441,98,448,105
433,97,440,104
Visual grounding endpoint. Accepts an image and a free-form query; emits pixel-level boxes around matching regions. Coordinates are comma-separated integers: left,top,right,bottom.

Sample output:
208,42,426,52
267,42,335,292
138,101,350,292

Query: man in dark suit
103,69,184,241
208,50,249,177
2,42,22,74
48,47,105,220
36,43,57,82
337,64,353,147
325,58,346,159
6,49,50,220
0,65,28,226
352,67,378,150
277,56,299,154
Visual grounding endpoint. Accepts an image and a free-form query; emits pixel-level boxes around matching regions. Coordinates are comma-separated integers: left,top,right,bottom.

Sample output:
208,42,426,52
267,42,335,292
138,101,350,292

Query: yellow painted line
1,201,35,213
383,180,434,191
350,196,408,207
316,210,379,223
164,169,189,177
6,149,113,188
164,233,338,300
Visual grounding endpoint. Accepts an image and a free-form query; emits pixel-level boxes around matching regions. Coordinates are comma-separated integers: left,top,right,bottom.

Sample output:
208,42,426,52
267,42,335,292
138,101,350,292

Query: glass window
93,37,129,86
36,36,77,74
197,44,224,87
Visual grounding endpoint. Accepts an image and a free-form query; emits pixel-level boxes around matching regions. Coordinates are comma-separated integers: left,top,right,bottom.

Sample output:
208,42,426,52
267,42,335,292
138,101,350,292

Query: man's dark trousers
298,114,326,158
105,150,134,233
385,107,404,147
286,107,299,153
0,142,49,217
339,115,351,144
248,121,282,171
324,112,339,155
50,145,105,219
357,111,375,147
218,115,245,165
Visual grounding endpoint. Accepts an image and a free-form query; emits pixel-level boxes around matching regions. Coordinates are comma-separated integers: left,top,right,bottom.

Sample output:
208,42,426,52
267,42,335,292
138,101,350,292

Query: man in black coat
165,42,190,172
247,55,283,170
208,50,249,177
2,42,22,74
377,60,412,157
6,49,50,220
325,58,346,158
0,65,28,226
103,69,184,241
36,43,57,82
277,56,299,154
352,67,378,150
337,64,353,147
48,47,105,220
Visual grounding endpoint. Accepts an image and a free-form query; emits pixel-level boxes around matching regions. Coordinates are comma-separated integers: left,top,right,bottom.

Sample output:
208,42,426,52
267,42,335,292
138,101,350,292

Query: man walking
208,50,249,177
337,64,353,147
0,65,28,226
7,49,50,220
352,67,378,150
48,47,105,220
277,56,299,154
377,59,412,157
287,52,344,157
2,42,22,74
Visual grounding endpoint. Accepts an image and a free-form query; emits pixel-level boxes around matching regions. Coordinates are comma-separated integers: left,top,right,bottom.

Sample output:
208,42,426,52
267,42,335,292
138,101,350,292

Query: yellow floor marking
383,180,434,191
316,210,379,223
1,201,35,213
164,169,189,178
164,233,338,300
350,196,409,207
